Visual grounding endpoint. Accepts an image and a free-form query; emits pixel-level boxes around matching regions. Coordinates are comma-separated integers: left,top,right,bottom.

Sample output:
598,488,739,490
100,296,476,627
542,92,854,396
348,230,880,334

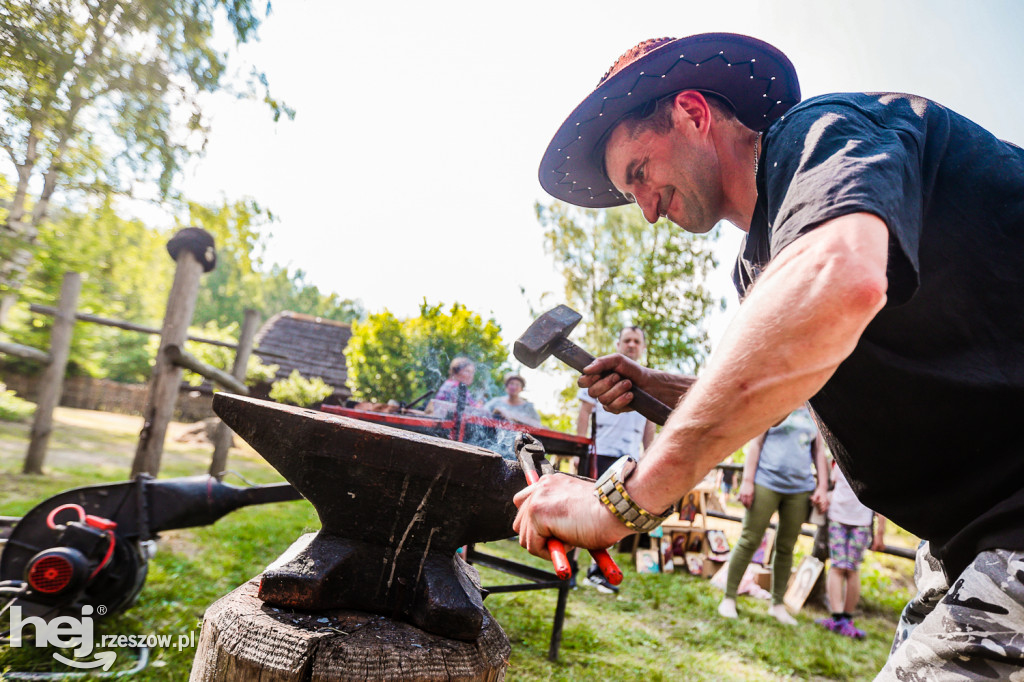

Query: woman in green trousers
718,406,830,624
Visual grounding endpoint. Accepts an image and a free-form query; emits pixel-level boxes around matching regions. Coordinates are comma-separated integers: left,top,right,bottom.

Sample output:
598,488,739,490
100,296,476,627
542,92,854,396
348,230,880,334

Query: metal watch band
594,457,670,533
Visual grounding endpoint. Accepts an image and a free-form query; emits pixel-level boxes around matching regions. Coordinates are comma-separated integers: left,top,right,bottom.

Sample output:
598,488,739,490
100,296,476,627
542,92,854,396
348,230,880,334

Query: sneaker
816,616,866,639
581,567,619,594
835,618,866,639
815,616,840,632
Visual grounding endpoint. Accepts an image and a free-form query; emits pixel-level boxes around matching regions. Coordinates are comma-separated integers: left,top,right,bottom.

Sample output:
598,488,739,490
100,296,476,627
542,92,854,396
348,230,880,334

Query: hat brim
538,33,800,208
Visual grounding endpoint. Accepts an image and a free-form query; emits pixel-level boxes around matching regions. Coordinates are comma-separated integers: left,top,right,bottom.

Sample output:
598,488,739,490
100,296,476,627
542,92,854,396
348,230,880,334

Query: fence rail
0,340,50,363
27,303,287,359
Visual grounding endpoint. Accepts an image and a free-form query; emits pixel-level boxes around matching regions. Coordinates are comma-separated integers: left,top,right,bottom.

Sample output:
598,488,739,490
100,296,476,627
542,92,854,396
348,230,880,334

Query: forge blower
0,475,300,623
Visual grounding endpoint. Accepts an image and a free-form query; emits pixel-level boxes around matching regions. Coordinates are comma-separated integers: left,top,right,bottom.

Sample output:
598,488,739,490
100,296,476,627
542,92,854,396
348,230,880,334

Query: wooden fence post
23,272,82,474
131,228,216,478
209,308,260,478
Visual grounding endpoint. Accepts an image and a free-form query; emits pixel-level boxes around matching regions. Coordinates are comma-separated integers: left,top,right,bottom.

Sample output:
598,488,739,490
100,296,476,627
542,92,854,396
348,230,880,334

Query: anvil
213,394,527,641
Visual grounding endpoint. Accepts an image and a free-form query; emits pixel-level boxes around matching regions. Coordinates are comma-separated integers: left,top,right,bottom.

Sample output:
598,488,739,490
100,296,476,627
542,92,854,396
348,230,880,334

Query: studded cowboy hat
538,33,800,208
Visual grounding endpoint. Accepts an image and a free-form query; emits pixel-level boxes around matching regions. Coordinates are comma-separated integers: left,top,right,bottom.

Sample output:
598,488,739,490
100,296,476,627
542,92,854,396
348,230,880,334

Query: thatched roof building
254,311,352,400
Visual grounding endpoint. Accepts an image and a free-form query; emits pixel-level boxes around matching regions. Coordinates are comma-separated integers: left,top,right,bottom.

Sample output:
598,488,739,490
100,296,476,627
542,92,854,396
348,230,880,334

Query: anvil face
214,394,524,641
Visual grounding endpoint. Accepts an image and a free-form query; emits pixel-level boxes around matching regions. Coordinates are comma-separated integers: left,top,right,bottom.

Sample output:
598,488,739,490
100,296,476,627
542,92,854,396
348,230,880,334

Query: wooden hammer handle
553,339,673,426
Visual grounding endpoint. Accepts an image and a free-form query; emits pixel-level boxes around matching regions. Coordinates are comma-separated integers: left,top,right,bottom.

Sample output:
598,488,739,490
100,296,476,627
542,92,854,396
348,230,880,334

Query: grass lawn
0,407,915,680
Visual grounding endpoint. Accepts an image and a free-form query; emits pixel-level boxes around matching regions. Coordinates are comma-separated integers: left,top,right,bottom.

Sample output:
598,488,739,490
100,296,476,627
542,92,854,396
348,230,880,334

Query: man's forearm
637,369,697,409
623,214,889,513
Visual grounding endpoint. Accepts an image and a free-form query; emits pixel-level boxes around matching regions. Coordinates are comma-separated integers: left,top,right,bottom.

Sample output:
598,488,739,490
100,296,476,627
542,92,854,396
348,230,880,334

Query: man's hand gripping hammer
514,433,623,585
513,305,672,425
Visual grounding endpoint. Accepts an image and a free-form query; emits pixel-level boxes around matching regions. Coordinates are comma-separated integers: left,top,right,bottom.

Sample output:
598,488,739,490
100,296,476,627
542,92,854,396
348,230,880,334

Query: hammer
514,305,673,425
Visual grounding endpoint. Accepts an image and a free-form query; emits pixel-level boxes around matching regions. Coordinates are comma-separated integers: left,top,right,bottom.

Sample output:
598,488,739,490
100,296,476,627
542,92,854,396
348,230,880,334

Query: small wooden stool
190,578,510,681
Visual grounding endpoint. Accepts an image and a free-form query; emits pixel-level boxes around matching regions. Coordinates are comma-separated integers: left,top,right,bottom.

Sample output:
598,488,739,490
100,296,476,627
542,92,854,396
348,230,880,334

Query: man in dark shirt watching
513,33,1024,678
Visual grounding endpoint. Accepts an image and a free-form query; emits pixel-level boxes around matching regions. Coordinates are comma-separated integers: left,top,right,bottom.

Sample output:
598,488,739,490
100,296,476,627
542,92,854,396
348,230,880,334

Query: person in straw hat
484,371,542,427
512,33,1024,678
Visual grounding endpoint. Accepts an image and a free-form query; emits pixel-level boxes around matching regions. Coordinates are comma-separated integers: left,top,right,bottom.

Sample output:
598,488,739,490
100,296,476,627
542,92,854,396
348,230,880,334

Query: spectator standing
718,407,829,624
817,463,886,639
576,326,656,593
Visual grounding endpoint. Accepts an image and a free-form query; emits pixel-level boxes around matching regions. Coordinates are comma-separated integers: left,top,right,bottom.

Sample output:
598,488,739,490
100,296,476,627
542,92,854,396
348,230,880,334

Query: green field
0,407,913,680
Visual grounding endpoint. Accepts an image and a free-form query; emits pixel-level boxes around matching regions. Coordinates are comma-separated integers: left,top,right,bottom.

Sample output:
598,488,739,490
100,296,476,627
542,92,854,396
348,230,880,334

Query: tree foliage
345,301,509,405
0,382,34,421
537,200,722,373
1,195,361,383
0,0,292,307
3,194,173,379
269,370,334,408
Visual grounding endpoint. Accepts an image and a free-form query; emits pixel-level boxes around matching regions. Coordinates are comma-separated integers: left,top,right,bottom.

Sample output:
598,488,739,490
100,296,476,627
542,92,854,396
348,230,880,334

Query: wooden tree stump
189,578,511,682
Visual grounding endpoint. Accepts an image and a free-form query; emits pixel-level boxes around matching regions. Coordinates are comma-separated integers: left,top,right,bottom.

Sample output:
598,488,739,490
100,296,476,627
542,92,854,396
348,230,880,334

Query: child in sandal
816,463,886,639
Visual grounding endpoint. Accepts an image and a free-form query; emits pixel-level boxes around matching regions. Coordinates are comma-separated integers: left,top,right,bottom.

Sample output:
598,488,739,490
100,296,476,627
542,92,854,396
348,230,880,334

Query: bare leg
828,567,846,613
844,568,860,613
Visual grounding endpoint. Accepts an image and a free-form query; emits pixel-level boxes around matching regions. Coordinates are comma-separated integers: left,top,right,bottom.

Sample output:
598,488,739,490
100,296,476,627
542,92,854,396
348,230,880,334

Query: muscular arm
513,213,889,555
622,213,888,515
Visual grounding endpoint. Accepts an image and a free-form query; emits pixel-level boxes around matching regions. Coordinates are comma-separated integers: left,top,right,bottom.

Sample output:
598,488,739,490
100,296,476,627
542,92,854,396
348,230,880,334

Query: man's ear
672,91,714,136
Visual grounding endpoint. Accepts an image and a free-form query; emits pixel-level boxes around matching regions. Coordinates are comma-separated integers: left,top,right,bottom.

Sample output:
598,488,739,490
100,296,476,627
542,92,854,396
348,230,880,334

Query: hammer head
514,305,582,368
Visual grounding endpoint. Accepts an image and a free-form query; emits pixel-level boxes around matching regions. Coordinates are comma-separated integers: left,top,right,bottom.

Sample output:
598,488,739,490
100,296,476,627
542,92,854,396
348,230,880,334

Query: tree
344,309,414,404
345,301,509,405
0,0,292,323
537,200,722,373
268,370,333,408
2,193,172,379
1,195,361,383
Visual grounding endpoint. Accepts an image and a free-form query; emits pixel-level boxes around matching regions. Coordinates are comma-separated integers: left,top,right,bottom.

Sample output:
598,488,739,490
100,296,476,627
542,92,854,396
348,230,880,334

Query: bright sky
174,0,1024,410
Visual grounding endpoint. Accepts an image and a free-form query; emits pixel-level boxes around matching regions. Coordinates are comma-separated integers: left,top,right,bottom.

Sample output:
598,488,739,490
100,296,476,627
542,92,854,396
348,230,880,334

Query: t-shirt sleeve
577,388,596,406
764,102,924,304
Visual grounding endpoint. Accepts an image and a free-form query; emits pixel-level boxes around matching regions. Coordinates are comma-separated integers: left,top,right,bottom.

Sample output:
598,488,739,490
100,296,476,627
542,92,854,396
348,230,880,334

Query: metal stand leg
547,549,577,661
547,579,570,661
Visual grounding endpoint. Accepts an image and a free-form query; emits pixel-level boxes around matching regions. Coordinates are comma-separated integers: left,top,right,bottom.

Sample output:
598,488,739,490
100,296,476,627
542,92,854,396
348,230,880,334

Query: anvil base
259,532,485,642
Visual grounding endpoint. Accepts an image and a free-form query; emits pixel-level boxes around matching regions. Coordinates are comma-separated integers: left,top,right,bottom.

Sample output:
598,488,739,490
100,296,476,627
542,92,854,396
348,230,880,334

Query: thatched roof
254,311,352,397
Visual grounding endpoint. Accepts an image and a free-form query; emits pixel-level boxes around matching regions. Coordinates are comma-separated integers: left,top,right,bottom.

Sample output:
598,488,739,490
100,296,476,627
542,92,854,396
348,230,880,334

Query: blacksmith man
512,33,1024,678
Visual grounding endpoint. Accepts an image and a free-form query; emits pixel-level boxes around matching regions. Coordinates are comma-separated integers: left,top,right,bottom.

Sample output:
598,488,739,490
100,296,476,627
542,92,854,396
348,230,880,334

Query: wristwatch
594,456,672,533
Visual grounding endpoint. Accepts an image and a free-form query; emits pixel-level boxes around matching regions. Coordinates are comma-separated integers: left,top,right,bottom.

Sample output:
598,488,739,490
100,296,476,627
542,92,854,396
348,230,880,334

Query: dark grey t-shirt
734,93,1024,578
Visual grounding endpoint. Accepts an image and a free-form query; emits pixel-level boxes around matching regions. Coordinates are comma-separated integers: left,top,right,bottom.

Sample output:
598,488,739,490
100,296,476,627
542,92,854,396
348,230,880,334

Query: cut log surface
190,578,510,682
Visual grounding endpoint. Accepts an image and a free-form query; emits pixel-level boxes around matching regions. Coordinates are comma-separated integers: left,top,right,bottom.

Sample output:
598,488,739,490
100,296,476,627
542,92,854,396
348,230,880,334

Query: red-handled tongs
514,434,623,585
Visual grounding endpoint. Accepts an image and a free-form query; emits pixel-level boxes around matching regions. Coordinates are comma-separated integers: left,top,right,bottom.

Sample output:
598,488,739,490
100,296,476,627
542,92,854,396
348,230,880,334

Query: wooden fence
3,373,215,422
